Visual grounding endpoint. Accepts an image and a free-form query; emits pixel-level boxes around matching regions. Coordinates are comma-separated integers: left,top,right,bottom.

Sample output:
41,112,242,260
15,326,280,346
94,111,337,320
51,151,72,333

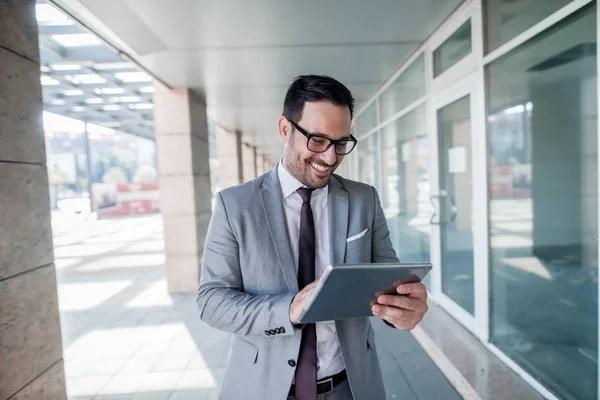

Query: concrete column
256,153,265,176
154,84,212,293
242,143,256,182
264,157,274,173
0,1,67,399
215,126,242,189
253,146,258,178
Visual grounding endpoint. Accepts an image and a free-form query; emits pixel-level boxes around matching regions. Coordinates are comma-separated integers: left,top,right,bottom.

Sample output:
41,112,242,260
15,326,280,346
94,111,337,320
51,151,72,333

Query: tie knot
297,188,314,204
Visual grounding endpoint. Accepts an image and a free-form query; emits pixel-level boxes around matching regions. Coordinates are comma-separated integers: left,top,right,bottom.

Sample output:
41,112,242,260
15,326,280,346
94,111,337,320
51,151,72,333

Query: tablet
297,262,431,324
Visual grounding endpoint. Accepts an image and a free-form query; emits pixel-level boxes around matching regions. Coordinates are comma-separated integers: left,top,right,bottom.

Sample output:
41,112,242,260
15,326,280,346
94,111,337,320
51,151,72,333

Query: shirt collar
277,160,328,199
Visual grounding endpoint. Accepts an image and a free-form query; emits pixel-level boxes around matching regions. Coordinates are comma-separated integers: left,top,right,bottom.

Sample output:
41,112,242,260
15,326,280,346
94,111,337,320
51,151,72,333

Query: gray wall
0,1,67,399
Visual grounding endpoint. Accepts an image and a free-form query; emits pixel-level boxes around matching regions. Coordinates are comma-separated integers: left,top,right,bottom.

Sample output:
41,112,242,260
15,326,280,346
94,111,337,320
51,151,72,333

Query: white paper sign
448,147,467,173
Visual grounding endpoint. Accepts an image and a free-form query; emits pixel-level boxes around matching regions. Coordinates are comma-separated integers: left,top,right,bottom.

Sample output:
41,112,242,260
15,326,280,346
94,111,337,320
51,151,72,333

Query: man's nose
321,145,337,164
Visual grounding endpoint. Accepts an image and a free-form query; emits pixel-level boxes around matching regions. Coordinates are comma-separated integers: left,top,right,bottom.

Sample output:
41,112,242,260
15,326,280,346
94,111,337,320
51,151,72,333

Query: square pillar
0,1,67,399
216,126,243,189
154,84,212,293
242,143,256,182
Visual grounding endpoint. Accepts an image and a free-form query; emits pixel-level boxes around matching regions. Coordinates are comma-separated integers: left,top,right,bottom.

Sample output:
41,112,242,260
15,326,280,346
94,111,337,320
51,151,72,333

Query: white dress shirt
278,162,346,380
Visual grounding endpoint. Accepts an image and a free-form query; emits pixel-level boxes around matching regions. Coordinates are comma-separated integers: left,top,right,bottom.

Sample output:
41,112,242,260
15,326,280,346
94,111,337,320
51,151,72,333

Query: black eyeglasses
288,119,358,155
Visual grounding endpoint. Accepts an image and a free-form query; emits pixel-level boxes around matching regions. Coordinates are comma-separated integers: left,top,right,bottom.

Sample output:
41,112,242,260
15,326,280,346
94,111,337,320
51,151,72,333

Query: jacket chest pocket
344,232,371,263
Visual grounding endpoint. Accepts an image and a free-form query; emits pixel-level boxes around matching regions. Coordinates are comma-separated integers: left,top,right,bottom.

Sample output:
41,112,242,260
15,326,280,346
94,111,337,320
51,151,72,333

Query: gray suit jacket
197,167,399,400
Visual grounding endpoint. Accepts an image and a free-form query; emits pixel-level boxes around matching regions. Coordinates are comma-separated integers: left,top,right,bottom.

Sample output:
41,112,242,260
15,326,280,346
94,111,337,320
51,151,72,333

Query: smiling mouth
310,161,332,175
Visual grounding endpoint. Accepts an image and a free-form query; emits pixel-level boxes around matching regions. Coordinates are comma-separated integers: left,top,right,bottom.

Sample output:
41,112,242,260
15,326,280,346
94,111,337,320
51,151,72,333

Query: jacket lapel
260,168,299,292
328,175,348,265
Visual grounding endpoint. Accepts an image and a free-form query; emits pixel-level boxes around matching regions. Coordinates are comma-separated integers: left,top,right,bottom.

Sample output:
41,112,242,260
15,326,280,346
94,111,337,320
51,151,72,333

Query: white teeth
311,162,328,172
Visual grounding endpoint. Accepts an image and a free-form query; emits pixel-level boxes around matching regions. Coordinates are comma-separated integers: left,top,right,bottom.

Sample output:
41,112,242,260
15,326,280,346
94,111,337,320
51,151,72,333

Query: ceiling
38,1,155,139
51,0,462,160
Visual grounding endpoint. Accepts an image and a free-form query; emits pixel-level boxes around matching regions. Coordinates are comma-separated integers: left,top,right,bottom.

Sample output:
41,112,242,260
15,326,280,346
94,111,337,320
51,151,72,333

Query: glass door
430,78,480,331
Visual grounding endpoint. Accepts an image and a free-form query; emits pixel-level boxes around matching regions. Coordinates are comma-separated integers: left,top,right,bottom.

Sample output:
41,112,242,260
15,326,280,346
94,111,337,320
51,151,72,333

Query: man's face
278,101,352,189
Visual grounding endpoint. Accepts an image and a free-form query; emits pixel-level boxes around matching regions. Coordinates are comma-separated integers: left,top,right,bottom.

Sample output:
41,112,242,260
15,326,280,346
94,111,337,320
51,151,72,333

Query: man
197,75,428,400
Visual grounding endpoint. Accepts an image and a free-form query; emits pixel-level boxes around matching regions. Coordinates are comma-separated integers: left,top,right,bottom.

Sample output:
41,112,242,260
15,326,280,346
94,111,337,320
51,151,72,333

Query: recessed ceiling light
138,86,155,93
93,62,135,70
36,4,68,23
51,64,82,71
41,75,60,86
73,74,106,84
84,98,104,104
115,72,152,83
63,89,84,96
51,33,101,47
103,105,121,111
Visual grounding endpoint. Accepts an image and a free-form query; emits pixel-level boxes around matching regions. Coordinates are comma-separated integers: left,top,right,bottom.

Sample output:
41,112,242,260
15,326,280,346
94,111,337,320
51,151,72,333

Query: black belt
289,369,347,396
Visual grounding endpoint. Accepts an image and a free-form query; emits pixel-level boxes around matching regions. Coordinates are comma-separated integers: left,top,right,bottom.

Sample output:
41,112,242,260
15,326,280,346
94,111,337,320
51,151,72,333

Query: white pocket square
346,228,368,243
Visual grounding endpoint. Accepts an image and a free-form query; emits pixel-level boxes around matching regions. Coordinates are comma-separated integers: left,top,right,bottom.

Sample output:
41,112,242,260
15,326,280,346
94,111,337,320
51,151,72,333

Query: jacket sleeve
196,192,296,337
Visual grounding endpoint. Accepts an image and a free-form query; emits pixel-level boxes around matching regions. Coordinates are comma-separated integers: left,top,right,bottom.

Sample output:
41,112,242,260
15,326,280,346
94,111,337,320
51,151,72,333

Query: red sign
97,182,160,218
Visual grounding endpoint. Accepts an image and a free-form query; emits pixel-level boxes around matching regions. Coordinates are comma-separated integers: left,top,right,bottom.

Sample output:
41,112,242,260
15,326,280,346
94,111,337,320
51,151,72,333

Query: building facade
340,1,598,399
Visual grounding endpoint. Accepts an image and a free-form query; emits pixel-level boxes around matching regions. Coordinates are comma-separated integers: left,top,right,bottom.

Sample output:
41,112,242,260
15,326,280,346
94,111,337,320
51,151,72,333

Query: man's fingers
377,295,427,313
396,282,428,300
372,305,415,322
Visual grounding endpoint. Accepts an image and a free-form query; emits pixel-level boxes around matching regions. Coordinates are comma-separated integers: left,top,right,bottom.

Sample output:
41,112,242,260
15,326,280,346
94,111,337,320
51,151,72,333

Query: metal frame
430,74,479,335
482,0,595,66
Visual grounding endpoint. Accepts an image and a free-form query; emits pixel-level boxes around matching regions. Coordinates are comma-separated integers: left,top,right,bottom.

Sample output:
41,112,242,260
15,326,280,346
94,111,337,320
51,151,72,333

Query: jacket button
280,327,286,334
288,359,296,367
265,330,271,336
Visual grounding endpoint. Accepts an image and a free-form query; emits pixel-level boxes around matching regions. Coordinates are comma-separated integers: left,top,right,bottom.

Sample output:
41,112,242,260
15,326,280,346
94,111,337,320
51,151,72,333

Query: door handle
448,194,457,223
429,195,441,225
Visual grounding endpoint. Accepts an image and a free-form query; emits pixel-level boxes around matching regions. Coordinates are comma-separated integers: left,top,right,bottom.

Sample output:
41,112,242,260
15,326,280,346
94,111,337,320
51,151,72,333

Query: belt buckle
318,376,334,394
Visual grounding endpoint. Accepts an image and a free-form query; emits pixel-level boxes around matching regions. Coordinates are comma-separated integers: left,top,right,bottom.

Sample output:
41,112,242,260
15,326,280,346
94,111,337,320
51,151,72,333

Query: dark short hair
282,75,355,123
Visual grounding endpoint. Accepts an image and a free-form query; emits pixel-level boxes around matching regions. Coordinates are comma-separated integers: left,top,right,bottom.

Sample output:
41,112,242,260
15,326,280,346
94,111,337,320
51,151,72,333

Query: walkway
52,213,460,400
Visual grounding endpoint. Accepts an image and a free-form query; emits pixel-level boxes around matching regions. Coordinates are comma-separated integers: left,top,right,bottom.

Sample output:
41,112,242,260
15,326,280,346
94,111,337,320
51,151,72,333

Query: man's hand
289,280,320,325
371,282,428,330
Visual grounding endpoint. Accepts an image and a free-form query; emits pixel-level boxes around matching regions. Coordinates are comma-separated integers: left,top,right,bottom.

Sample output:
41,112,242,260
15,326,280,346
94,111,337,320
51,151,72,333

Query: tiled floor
54,213,228,400
52,212,459,400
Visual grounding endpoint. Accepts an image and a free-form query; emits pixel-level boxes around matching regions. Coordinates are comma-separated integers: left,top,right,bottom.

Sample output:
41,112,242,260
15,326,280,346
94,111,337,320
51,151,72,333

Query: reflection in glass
381,106,431,287
487,5,597,399
483,0,572,54
380,55,426,122
358,133,381,195
437,96,475,314
433,20,472,77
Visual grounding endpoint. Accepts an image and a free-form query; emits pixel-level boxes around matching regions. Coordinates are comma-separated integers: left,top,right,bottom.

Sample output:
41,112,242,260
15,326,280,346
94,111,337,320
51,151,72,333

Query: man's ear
278,116,292,145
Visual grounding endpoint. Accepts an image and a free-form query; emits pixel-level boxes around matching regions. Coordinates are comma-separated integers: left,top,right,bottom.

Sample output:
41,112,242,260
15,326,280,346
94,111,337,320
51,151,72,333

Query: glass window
381,105,431,269
354,102,378,136
357,133,381,194
484,0,573,54
380,54,426,122
433,19,472,77
487,5,597,400
437,96,475,314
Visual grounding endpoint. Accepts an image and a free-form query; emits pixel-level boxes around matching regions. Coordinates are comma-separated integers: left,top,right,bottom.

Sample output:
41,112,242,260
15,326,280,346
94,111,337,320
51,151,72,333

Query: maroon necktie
295,188,317,400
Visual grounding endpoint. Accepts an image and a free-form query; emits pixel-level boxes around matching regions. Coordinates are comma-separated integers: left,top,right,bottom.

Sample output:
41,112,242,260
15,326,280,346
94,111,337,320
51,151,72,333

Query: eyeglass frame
287,119,358,155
